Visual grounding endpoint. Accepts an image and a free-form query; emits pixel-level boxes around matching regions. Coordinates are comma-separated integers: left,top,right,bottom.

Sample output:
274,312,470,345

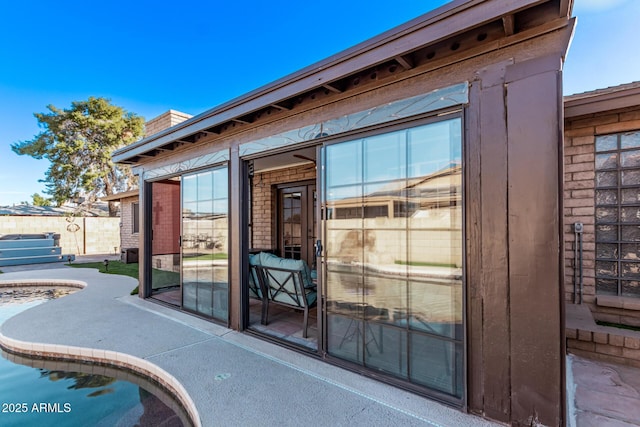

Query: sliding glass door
322,117,464,400
181,166,229,322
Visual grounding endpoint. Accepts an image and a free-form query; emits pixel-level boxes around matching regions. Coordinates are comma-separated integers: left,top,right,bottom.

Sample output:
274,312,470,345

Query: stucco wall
0,216,120,255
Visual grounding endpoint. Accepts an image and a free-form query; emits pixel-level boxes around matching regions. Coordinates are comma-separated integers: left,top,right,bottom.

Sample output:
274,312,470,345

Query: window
132,202,140,234
324,117,464,399
595,130,640,297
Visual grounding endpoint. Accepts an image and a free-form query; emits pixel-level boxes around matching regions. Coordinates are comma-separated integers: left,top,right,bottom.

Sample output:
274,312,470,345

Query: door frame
240,154,323,353
317,112,467,405
180,165,231,323
276,180,316,267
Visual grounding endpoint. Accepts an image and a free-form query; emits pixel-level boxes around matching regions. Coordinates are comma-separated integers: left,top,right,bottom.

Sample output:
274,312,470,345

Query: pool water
0,286,190,427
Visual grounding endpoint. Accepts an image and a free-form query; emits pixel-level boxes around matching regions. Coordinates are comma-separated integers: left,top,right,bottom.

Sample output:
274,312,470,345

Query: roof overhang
114,0,572,165
564,82,640,118
101,190,139,201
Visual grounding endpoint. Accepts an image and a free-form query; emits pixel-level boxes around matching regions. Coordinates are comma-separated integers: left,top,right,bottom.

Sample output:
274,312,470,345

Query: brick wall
251,164,316,250
566,303,640,368
151,182,180,255
564,107,640,316
120,196,139,249
0,216,120,255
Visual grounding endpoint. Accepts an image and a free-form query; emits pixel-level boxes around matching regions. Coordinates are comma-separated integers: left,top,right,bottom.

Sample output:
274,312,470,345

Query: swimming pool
0,285,192,426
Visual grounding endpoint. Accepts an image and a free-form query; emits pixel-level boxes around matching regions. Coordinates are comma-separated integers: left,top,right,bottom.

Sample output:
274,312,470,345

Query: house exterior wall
136,37,570,426
564,104,640,325
119,196,139,249
0,216,120,255
118,2,575,424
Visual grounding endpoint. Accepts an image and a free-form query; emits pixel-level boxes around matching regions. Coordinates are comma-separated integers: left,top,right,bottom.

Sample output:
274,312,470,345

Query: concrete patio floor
0,259,496,427
2,257,639,426
567,354,640,426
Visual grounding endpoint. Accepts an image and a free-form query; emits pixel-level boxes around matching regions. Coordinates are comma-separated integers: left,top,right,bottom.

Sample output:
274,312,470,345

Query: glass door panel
182,174,198,311
182,166,229,322
278,184,316,269
282,191,302,260
323,117,464,400
212,167,229,321
150,179,181,302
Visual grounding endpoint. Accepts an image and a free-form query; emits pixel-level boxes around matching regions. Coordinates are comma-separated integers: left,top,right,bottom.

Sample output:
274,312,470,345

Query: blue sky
0,0,638,206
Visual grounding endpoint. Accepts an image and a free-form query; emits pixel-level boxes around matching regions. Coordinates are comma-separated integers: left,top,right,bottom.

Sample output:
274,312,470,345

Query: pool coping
0,279,201,427
0,268,504,427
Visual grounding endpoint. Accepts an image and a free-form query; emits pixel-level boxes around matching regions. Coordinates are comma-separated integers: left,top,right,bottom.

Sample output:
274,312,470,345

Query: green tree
11,97,144,216
31,193,52,206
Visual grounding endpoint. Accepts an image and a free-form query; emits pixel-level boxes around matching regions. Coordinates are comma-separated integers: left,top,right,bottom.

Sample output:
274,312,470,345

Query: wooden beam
232,118,252,125
502,14,515,36
194,131,211,141
323,83,342,93
559,0,573,17
269,103,290,111
395,55,414,70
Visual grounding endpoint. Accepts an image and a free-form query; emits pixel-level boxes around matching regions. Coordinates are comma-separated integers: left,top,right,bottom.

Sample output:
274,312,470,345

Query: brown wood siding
479,69,511,422
464,79,484,416
506,66,563,426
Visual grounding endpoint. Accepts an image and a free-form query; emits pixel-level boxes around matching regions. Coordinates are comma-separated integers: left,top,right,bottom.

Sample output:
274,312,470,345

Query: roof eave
565,84,640,118
113,0,556,163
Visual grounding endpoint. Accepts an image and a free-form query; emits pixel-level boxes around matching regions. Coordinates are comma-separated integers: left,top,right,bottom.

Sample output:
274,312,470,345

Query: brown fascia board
113,0,553,163
564,83,640,118
100,189,139,201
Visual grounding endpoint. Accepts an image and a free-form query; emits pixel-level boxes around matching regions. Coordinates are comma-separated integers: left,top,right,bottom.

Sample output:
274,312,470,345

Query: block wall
0,216,120,255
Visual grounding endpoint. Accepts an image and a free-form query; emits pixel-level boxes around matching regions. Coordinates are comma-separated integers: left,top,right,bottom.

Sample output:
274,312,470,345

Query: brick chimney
144,110,192,137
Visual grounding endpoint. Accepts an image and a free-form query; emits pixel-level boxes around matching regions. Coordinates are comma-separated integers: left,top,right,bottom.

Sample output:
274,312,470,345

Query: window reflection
182,166,229,322
324,117,463,398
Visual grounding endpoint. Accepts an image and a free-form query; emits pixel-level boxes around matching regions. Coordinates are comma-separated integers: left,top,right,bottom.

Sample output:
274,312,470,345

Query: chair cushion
258,252,314,289
257,252,316,306
247,253,262,298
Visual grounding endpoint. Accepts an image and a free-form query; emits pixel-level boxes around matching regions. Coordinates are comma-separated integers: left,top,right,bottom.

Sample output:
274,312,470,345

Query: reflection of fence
0,216,119,255
181,233,226,250
181,217,228,252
